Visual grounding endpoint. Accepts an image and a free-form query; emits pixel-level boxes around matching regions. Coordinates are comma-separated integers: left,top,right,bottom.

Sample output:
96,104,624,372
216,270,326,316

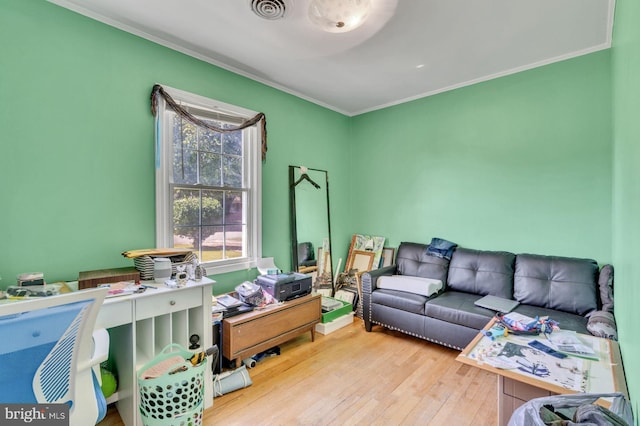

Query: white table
95,278,215,426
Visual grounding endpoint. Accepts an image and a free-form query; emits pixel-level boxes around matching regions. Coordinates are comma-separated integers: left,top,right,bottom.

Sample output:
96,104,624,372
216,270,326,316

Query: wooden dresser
222,293,321,366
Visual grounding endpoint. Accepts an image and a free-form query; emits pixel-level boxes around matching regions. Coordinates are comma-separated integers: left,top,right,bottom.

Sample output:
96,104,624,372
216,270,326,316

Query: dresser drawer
136,288,201,320
223,294,321,361
501,376,553,400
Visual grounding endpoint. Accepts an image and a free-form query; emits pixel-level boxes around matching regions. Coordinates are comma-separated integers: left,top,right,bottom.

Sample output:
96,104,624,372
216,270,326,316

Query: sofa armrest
361,265,396,332
361,265,396,294
587,310,618,340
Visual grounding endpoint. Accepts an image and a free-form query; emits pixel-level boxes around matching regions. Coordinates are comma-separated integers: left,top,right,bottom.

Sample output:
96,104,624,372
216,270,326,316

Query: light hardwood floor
100,318,497,425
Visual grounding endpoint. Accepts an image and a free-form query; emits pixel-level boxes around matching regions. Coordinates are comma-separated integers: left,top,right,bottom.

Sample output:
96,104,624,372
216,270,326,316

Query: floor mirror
289,165,333,293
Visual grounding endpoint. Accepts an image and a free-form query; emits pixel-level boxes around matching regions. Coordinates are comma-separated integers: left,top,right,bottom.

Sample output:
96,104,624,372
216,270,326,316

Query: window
155,86,261,275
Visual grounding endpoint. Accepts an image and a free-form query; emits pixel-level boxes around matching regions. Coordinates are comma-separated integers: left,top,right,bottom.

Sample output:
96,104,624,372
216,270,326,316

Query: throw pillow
598,264,614,312
377,275,443,297
586,310,617,340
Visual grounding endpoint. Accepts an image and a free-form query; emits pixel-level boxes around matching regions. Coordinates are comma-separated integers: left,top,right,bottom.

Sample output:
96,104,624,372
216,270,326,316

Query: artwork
344,234,385,273
334,288,358,307
316,288,333,297
381,247,396,268
317,245,332,276
342,234,385,318
346,250,375,273
314,238,333,291
334,268,358,293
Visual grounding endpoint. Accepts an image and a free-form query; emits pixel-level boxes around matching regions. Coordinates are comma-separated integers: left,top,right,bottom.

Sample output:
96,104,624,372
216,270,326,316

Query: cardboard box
316,312,354,335
78,267,140,290
321,297,353,323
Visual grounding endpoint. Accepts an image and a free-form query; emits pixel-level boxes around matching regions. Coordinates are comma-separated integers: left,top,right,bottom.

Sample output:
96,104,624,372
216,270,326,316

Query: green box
321,297,353,323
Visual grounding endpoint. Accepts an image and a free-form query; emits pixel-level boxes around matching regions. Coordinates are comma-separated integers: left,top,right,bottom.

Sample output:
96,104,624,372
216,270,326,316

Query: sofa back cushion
514,254,598,315
447,248,516,299
396,242,449,283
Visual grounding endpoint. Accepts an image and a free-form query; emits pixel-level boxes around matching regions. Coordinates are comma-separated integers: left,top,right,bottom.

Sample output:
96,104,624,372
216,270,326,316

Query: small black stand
189,334,201,350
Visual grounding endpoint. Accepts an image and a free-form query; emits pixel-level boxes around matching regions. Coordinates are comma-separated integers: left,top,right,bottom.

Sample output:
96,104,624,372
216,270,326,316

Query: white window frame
155,85,262,275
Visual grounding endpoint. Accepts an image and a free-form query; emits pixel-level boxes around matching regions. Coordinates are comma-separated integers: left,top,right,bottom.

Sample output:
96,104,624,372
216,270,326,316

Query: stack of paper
217,294,243,308
546,330,598,359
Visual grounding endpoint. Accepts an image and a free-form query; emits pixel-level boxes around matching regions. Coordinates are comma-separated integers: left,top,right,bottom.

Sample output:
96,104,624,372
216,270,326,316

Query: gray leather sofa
361,242,615,350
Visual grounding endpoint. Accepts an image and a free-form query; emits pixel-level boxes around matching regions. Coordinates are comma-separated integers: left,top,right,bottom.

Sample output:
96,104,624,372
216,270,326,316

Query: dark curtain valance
150,84,267,161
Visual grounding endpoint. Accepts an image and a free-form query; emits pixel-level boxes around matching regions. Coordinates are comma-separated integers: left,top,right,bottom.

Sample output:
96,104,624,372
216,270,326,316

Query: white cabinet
96,279,214,426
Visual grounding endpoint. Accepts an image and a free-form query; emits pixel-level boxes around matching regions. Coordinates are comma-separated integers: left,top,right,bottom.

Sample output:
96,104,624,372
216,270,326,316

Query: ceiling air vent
250,0,289,20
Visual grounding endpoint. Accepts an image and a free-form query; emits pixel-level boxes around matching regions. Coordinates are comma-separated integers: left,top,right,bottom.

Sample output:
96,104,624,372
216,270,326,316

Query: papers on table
99,281,140,298
545,330,598,359
500,312,538,330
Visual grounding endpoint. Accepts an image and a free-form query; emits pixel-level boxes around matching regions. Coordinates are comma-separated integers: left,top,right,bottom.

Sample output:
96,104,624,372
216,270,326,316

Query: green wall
351,51,612,263
0,0,352,293
350,51,613,263
612,0,640,418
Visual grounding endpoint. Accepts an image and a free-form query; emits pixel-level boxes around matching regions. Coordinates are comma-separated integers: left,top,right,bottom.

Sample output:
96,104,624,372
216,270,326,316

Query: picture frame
334,288,358,310
317,247,332,275
381,247,396,268
343,234,385,273
346,250,375,273
316,287,333,297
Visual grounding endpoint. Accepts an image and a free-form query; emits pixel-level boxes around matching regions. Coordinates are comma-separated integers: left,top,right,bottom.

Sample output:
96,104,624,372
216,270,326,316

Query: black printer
257,272,312,301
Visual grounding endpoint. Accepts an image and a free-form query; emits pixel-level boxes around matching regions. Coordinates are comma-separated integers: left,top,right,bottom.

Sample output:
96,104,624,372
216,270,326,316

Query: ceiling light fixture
308,0,371,33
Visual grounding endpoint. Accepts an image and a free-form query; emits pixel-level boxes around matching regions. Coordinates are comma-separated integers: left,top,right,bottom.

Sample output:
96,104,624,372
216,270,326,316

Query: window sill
204,259,257,276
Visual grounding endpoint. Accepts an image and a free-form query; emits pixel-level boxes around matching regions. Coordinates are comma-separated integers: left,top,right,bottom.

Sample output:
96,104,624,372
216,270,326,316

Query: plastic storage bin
137,344,208,426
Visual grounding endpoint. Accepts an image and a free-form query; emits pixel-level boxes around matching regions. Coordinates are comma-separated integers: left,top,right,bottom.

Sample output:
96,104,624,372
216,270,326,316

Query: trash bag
508,393,633,426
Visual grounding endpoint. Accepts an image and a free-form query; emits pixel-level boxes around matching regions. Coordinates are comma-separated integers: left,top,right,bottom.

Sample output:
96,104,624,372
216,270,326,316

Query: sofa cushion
597,264,614,312
514,254,598,316
446,248,516,299
371,289,428,315
377,275,443,297
396,242,449,283
424,291,495,330
512,304,589,335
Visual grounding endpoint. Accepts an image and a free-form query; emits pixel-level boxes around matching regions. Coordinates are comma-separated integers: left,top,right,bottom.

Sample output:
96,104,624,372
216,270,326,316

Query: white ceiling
49,0,615,116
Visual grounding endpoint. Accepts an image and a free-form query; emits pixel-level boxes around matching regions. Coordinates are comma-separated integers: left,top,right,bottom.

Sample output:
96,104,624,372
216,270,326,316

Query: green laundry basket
137,344,207,426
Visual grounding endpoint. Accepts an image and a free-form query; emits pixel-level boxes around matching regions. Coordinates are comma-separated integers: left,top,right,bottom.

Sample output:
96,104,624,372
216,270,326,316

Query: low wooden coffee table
456,319,628,426
222,293,321,367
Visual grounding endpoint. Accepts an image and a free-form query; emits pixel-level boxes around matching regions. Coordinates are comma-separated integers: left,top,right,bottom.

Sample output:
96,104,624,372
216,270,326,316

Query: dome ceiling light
308,0,372,33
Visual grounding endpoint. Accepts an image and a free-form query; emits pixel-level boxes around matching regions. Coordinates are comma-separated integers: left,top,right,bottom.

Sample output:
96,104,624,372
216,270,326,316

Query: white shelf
96,278,215,426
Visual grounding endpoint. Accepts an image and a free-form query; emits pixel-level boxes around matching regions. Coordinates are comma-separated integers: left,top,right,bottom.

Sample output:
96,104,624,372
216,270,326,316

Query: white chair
0,288,109,426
